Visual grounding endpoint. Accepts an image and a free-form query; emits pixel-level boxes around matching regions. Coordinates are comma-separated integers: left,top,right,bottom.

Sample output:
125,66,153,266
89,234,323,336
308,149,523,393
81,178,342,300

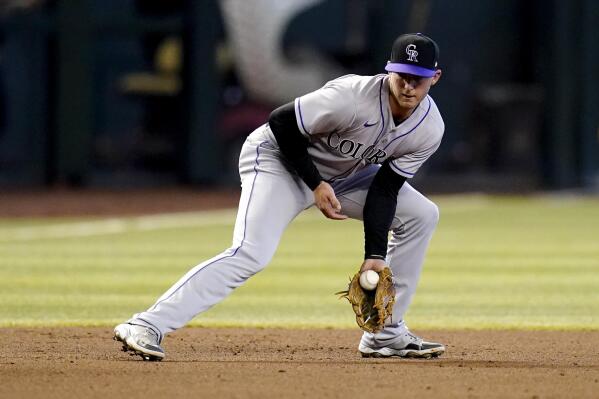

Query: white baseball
359,270,379,291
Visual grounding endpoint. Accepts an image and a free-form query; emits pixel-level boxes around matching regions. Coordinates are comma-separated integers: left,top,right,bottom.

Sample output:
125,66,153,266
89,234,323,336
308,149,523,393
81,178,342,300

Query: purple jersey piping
328,78,387,182
296,98,310,135
372,77,387,145
147,141,266,314
382,96,432,151
389,161,415,176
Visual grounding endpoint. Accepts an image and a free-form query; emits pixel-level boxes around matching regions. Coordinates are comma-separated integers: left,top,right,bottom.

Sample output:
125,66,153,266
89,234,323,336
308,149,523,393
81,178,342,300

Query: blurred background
0,0,598,193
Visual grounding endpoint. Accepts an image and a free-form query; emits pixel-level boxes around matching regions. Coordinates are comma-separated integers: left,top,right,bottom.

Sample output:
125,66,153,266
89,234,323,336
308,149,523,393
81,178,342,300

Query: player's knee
416,200,439,231
429,201,440,226
236,246,272,273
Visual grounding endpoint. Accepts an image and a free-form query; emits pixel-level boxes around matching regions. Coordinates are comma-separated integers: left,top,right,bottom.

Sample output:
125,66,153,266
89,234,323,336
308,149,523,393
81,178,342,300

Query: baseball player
114,33,446,360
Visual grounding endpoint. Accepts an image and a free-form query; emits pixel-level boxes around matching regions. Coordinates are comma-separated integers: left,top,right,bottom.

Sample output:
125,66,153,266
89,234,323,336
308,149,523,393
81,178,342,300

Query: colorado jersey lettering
260,74,444,181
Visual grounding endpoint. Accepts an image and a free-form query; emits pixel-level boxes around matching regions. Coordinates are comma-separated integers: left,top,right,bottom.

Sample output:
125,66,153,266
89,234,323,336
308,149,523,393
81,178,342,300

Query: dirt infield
1,328,598,399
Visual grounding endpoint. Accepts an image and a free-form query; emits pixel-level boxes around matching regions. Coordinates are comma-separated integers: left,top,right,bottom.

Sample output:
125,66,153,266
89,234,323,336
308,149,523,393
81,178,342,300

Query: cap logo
406,44,418,62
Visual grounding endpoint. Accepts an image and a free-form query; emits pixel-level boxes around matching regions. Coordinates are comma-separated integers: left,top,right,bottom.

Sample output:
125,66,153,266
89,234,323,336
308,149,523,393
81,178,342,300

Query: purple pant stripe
146,141,266,313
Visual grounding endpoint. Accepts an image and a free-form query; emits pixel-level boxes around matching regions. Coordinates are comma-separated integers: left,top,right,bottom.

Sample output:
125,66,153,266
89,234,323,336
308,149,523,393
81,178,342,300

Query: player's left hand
336,264,396,333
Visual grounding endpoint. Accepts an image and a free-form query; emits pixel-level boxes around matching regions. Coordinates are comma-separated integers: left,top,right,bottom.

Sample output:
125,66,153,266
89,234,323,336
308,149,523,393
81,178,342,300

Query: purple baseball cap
384,33,439,78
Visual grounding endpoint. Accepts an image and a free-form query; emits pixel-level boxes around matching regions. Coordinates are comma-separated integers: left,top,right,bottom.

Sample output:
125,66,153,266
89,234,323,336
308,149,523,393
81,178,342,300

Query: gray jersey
261,73,444,181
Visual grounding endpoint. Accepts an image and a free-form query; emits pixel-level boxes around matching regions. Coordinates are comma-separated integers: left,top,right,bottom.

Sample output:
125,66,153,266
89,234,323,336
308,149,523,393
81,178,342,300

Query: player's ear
431,69,442,86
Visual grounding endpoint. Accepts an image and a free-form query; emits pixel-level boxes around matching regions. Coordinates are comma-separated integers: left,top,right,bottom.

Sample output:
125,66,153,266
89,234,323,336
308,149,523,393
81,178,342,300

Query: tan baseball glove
336,267,396,333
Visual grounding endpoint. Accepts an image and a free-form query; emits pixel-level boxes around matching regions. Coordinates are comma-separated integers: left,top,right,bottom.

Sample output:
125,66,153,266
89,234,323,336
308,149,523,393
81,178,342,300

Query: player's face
389,70,442,110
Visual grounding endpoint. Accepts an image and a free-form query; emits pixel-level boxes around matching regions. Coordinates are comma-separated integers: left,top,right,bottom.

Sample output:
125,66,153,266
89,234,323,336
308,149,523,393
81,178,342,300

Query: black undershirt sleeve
269,102,405,258
363,160,407,259
268,102,323,190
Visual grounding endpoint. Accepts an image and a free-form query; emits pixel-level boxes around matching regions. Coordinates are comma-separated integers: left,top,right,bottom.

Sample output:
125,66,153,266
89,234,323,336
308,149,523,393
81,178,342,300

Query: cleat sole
359,347,445,359
114,332,163,361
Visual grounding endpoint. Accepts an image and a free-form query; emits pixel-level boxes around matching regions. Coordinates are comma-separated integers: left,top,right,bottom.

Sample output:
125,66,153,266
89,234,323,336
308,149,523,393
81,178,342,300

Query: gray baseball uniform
128,73,444,341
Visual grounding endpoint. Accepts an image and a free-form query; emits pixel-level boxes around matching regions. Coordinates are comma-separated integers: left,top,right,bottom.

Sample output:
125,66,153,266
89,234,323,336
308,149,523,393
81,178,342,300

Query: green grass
0,195,598,330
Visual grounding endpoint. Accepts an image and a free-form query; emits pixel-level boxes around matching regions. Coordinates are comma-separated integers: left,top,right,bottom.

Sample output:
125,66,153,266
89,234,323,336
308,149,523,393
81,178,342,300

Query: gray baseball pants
128,133,438,341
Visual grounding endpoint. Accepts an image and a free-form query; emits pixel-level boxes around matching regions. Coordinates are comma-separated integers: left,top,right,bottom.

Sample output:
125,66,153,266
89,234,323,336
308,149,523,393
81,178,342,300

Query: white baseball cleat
113,323,165,361
358,331,445,359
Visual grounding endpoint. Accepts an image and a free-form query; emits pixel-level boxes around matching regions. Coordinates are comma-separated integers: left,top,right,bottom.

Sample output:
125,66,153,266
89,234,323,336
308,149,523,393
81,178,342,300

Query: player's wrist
304,176,323,191
311,179,326,191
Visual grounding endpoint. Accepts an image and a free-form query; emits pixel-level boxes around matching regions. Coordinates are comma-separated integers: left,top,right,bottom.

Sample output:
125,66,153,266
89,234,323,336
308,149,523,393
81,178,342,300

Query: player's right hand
313,181,348,220
359,258,387,273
